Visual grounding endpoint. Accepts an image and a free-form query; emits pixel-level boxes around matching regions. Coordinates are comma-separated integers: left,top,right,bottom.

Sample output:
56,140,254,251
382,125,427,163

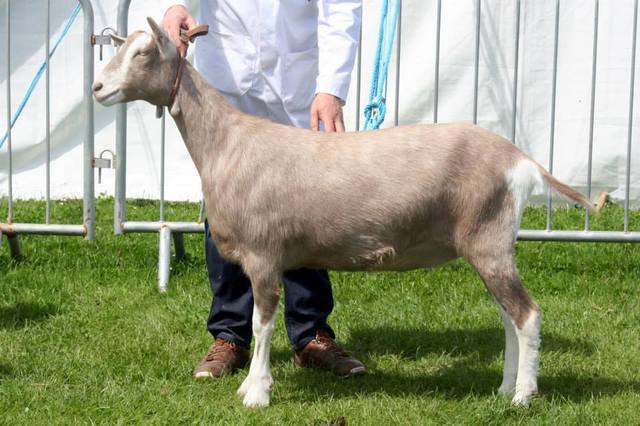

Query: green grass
1,198,639,425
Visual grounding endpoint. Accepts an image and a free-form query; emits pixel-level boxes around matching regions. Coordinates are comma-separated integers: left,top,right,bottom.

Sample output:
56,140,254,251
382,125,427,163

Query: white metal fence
1,0,96,256
3,0,638,290
114,0,640,291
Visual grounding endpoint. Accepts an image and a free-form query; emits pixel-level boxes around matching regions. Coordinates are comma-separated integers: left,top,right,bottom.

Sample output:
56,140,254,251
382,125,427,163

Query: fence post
546,0,561,232
434,0,441,123
625,0,638,233
79,0,96,240
511,0,521,142
5,0,18,256
173,233,186,261
115,0,132,235
158,226,172,293
7,235,21,258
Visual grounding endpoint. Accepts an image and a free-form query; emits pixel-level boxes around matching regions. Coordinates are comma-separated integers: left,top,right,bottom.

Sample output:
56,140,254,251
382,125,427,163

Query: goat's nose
92,81,103,92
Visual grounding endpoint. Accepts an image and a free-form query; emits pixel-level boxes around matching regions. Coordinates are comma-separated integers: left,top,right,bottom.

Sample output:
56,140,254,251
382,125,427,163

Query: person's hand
310,93,345,132
161,5,197,57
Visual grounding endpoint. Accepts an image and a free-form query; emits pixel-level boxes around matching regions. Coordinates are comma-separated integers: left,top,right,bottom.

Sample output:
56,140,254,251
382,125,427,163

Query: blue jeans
205,220,335,351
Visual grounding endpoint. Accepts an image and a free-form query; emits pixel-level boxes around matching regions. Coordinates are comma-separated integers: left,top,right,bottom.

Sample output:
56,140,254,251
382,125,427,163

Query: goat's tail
537,165,599,213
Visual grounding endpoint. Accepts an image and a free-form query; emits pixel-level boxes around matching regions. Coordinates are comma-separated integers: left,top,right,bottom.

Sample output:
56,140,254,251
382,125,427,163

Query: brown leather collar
168,24,209,108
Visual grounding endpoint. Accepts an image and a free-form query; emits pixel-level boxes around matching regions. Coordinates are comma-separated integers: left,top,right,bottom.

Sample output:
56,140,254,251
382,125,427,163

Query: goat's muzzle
92,79,124,106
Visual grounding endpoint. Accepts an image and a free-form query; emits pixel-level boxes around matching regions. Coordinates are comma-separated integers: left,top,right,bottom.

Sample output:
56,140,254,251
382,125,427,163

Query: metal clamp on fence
93,150,116,184
92,26,118,61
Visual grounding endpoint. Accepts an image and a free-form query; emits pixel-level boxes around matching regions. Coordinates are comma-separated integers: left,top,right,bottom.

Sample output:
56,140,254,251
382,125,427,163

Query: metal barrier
514,0,638,243
114,0,204,292
1,0,96,254
114,0,639,292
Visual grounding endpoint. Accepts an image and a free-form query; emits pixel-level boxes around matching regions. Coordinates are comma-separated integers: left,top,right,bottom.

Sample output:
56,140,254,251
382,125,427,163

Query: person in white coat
161,0,365,379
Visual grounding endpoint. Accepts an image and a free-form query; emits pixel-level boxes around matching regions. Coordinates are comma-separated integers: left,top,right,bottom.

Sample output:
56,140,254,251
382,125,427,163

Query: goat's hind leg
237,260,281,408
497,306,519,395
469,252,541,406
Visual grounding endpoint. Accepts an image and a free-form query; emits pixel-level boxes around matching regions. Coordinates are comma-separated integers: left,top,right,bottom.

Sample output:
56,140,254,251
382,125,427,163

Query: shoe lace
205,340,238,362
313,335,350,359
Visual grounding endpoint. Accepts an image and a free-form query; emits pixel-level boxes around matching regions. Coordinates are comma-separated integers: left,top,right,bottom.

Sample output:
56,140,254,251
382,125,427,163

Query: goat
93,18,594,408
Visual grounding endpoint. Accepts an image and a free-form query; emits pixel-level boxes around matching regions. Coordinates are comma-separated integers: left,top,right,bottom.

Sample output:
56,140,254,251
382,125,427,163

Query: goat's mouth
94,89,125,106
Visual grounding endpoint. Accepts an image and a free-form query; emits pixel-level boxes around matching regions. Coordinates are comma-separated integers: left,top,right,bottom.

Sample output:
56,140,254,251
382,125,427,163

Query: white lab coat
161,0,361,128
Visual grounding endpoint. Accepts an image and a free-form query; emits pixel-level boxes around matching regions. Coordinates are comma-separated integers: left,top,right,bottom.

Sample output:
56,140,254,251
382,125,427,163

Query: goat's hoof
237,377,251,397
511,386,537,406
242,385,271,408
238,376,272,399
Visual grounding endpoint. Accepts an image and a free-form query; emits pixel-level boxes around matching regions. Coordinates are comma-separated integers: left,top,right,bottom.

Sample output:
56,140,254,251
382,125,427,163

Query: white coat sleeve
316,0,362,102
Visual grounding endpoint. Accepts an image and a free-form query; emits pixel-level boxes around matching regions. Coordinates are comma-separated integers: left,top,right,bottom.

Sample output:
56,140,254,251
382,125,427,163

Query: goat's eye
136,50,150,57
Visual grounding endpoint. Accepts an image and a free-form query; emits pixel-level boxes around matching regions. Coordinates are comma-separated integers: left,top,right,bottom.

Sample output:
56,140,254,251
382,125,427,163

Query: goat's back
206,122,533,271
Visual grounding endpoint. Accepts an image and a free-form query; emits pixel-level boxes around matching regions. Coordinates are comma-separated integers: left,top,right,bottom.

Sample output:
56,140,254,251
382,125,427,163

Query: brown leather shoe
193,338,250,379
294,330,366,378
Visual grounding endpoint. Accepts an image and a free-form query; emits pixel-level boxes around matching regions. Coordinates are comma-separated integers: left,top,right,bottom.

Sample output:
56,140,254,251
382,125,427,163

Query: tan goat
93,18,594,408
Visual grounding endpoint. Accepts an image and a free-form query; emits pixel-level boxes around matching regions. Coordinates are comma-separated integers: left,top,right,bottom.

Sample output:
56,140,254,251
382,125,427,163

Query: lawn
1,198,639,425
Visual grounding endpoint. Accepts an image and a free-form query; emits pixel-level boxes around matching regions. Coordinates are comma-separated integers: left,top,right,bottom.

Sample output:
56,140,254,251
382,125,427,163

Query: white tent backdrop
1,0,639,205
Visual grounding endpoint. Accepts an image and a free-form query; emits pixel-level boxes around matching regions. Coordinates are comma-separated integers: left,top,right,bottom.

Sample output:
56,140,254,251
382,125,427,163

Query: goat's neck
168,62,238,173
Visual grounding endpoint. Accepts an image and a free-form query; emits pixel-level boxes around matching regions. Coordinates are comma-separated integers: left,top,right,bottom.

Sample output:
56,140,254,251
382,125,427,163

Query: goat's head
93,17,178,107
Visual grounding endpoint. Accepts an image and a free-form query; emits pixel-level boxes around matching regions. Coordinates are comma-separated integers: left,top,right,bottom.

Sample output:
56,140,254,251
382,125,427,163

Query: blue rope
1,2,82,149
363,0,400,130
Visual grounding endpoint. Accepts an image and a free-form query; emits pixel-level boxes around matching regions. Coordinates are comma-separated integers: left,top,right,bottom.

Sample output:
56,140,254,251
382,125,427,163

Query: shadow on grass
0,302,60,329
170,255,205,278
281,326,636,403
0,251,23,268
287,366,640,403
345,326,596,361
0,363,13,378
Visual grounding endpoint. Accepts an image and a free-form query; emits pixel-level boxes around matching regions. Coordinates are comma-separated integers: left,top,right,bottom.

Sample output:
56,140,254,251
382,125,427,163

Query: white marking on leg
512,309,541,406
239,305,276,408
498,306,519,395
505,159,545,240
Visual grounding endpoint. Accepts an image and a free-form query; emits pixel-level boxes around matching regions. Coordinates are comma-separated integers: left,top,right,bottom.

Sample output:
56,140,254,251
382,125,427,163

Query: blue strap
1,2,82,150
363,0,400,131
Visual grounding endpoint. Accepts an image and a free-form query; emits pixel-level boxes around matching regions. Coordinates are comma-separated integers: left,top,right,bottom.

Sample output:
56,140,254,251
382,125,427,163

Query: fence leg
158,227,172,293
7,235,22,258
173,232,186,261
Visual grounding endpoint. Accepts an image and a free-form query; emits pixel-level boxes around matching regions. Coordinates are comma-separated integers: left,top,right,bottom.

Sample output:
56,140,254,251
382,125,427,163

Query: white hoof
511,385,537,406
242,384,271,408
238,376,273,407
237,377,251,397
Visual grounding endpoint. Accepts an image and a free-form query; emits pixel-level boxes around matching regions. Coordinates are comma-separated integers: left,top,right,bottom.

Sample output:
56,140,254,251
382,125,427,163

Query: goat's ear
147,17,170,47
111,34,126,47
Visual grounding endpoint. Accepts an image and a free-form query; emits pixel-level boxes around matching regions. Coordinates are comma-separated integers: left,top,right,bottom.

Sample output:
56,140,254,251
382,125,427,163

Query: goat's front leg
237,262,281,408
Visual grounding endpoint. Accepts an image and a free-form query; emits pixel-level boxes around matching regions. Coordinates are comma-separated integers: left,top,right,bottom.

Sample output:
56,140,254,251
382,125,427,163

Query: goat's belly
304,242,458,272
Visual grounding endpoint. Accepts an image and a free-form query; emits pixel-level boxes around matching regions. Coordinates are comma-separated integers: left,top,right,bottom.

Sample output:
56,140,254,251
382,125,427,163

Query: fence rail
1,0,96,254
